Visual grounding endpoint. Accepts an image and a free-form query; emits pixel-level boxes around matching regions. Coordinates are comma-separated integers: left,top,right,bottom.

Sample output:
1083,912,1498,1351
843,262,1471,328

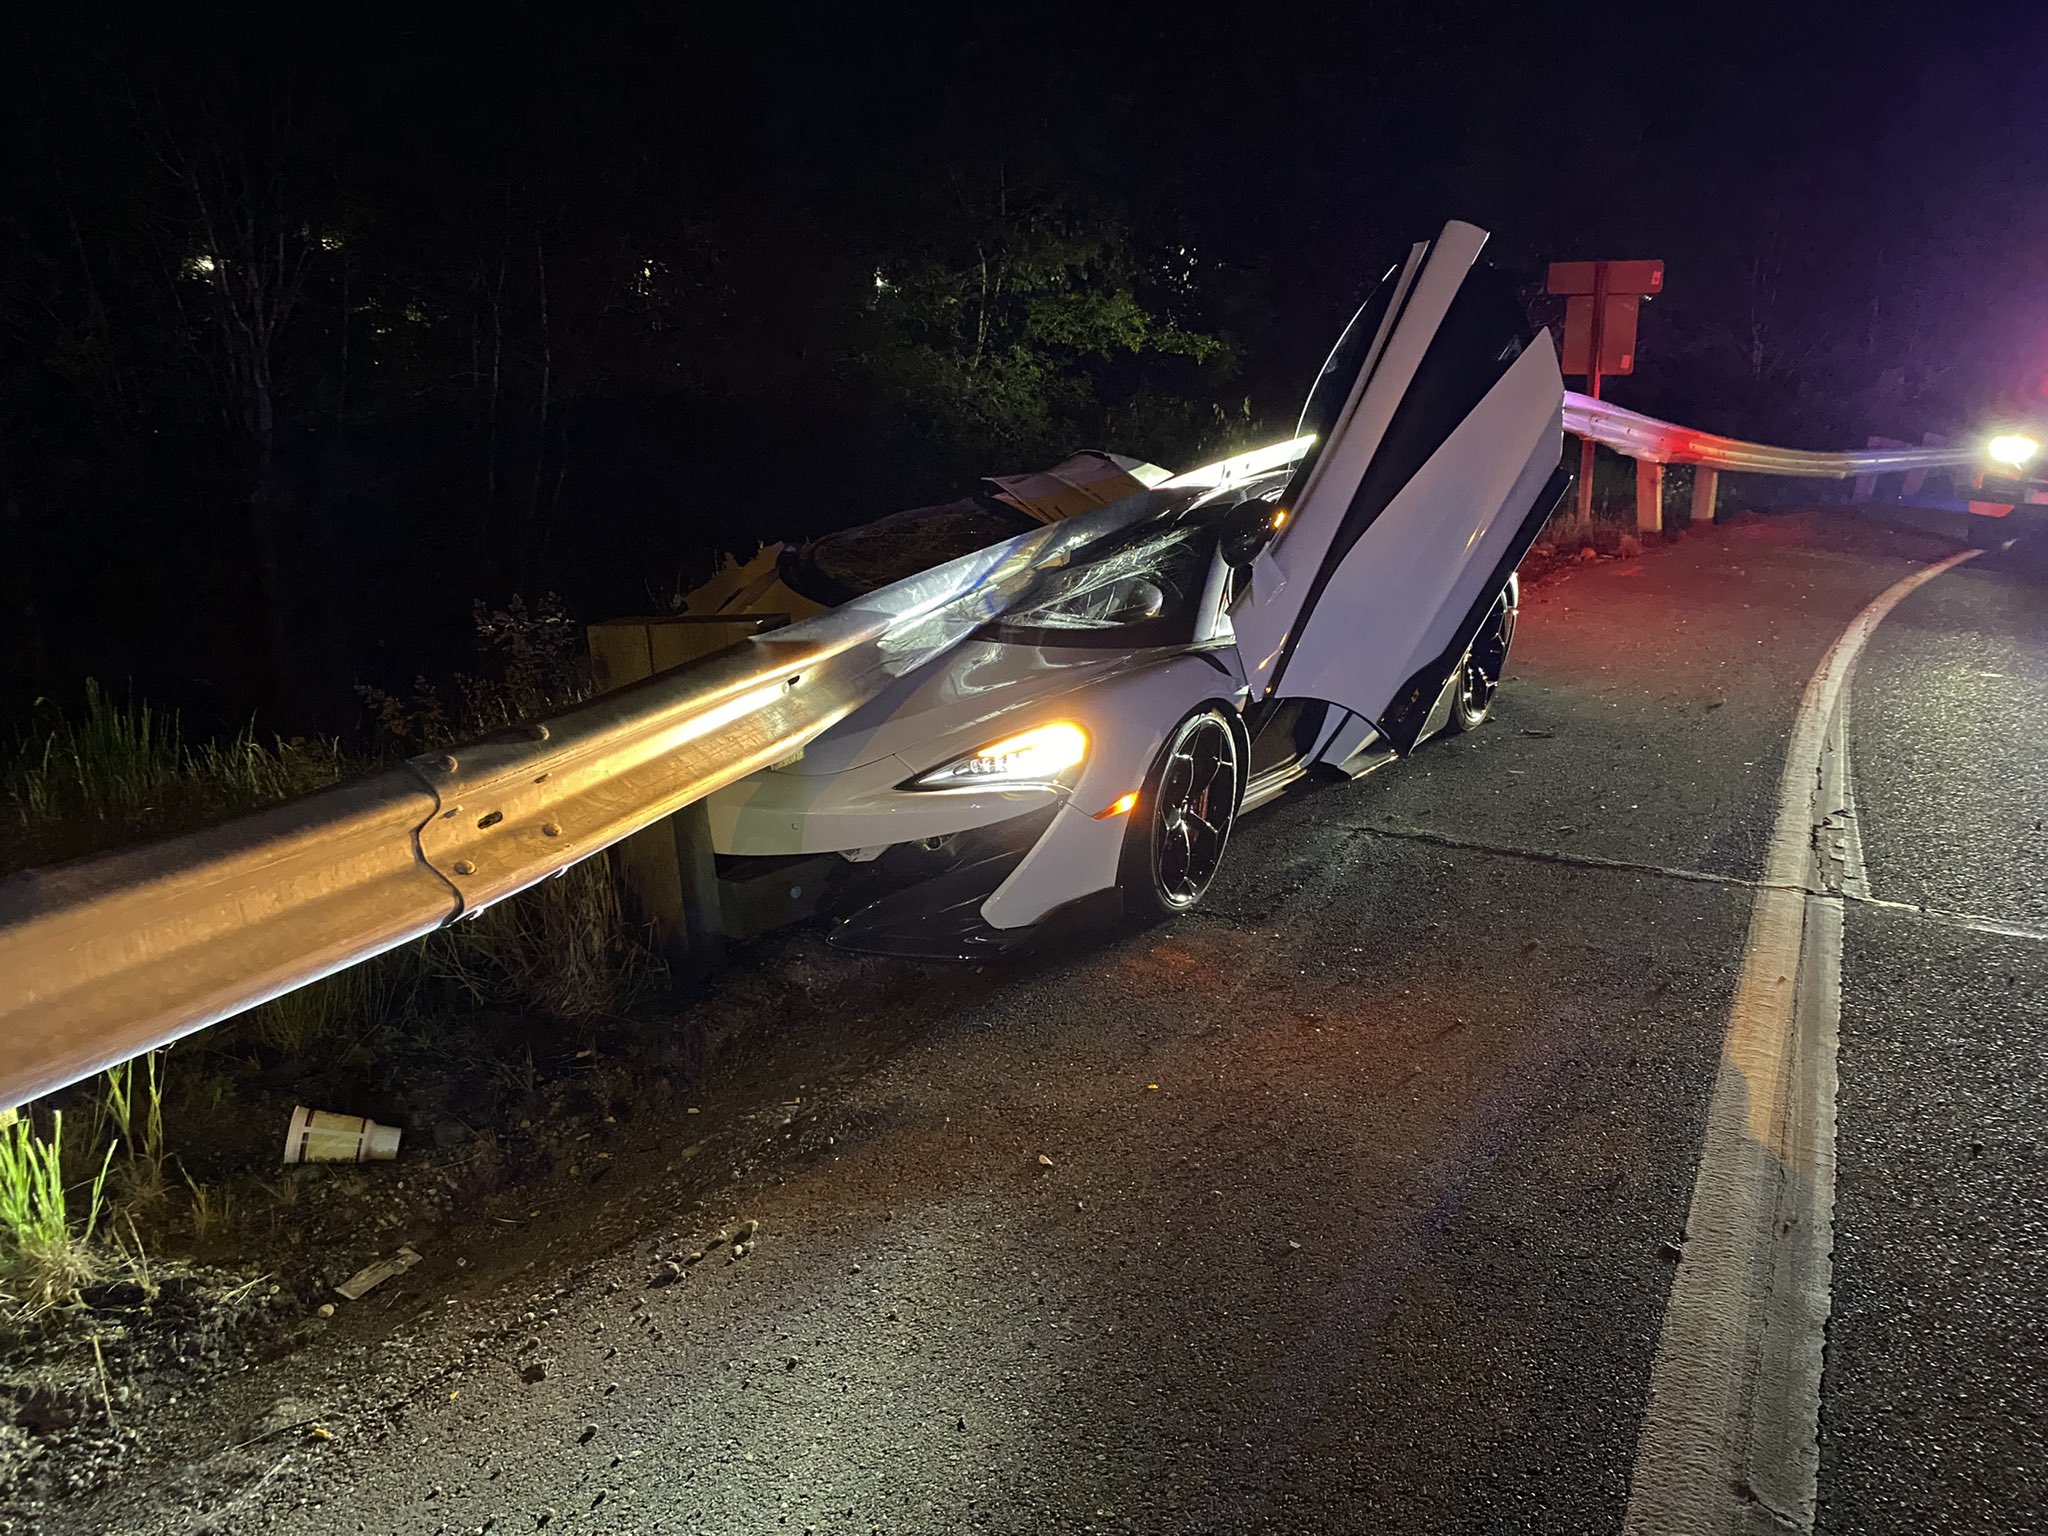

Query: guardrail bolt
436,754,460,774
452,859,477,876
526,723,551,742
541,823,561,838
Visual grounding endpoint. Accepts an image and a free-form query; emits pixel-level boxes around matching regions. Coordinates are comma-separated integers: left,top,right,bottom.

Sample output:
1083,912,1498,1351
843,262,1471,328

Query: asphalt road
73,510,2047,1536
1821,529,2048,1535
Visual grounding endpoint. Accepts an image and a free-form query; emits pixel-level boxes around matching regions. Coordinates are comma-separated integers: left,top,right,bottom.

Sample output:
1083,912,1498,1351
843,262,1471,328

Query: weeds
359,593,588,749
181,1171,234,1245
2,595,665,1194
242,947,420,1056
0,1109,118,1310
111,1212,154,1299
2,680,183,833
101,1051,168,1206
436,853,661,1020
0,682,345,871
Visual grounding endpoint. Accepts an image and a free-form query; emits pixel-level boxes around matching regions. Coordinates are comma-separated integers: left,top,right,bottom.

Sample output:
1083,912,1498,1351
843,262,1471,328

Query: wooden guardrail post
586,614,786,973
1691,467,1720,526
1636,459,1665,534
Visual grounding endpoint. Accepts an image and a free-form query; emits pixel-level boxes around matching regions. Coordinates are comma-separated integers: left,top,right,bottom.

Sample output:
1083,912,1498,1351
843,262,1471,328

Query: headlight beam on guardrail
0,509,1138,1113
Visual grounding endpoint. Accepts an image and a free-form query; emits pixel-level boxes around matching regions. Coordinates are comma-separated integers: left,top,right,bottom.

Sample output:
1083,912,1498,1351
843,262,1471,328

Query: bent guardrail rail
0,402,2000,1113
0,506,1149,1111
1565,393,1982,477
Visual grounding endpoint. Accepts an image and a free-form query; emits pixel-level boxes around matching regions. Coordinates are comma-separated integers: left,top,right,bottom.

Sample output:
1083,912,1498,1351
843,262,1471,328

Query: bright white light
1987,433,2040,468
1159,434,1317,490
669,680,796,750
183,253,217,278
914,721,1088,790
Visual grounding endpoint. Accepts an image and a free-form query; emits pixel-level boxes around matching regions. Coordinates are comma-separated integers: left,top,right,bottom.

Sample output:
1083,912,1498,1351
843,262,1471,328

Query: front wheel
1447,585,1518,733
1120,707,1241,922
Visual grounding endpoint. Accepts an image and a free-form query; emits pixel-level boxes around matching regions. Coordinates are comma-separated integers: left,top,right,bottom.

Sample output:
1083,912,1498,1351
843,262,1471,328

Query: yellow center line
1623,548,1979,1536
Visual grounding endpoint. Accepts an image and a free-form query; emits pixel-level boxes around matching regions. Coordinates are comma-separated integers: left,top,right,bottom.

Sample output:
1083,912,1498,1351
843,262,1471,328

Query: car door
1227,221,1569,752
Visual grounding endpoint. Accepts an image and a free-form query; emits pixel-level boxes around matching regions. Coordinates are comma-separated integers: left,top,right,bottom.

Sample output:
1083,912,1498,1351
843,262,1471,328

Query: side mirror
1220,498,1281,570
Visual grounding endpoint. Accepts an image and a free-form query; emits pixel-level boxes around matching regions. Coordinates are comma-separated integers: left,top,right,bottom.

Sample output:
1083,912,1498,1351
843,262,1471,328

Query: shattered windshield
979,516,1220,649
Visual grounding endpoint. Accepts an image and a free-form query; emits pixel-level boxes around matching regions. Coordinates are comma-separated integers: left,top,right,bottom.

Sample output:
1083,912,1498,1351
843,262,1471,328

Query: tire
1119,707,1242,922
1447,585,1518,734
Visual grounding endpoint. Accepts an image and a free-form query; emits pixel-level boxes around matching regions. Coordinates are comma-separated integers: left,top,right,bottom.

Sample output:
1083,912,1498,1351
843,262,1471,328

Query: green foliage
358,595,588,750
0,683,346,871
0,1109,117,1310
4,680,185,835
860,180,1239,473
100,1051,168,1203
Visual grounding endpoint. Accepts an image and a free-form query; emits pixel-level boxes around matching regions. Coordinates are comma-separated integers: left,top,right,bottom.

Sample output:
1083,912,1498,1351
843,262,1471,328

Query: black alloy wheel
1122,708,1241,920
1449,588,1517,733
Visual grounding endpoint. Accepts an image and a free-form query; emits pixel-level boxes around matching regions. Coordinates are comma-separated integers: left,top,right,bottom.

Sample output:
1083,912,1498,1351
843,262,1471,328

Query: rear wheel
1121,707,1241,921
1448,585,1518,733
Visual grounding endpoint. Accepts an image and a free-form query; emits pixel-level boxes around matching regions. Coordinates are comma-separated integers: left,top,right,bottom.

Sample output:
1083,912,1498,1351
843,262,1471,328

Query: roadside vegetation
0,597,668,1327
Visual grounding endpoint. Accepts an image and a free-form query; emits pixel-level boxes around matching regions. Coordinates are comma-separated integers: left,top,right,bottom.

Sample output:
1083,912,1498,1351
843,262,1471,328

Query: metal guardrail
0,399,1998,1114
1565,393,1984,478
0,506,1150,1112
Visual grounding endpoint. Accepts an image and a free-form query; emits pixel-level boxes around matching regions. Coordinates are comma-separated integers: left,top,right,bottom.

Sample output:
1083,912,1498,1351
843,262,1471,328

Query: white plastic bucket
282,1105,402,1164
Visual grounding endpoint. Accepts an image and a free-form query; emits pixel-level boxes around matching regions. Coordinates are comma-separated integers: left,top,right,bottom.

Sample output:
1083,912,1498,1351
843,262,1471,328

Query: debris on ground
282,1106,403,1165
333,1246,423,1301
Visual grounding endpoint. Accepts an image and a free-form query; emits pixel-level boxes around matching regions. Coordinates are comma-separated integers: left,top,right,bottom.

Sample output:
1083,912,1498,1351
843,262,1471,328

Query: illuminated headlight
911,721,1088,790
1987,433,2040,468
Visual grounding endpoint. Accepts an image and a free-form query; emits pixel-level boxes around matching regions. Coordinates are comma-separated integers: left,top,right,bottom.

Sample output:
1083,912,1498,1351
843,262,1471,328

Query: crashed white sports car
705,222,1568,956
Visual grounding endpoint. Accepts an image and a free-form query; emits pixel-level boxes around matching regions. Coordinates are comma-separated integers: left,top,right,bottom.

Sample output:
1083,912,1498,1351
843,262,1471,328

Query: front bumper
828,804,1066,957
715,804,1068,960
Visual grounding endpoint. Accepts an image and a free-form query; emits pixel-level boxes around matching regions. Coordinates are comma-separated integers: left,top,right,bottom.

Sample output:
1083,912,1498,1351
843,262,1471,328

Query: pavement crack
1348,823,2048,944
1837,891,2048,943
1345,822,1755,892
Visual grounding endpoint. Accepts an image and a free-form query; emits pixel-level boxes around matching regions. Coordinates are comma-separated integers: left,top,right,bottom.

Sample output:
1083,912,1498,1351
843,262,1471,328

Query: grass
243,947,423,1056
0,680,346,871
99,1056,172,1236
1,609,667,1207
435,852,660,1021
0,1109,118,1311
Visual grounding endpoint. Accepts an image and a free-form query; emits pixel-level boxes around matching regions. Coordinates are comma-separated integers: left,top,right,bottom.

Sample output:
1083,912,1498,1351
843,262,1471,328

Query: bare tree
140,91,319,698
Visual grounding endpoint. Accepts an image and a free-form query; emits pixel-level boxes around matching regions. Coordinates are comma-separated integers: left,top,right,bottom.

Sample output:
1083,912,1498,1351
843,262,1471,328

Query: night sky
4,0,2043,725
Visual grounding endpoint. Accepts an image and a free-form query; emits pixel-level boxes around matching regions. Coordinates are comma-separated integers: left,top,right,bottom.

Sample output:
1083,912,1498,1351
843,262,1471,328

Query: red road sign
1546,259,1664,297
1546,257,1666,521
1561,293,1640,376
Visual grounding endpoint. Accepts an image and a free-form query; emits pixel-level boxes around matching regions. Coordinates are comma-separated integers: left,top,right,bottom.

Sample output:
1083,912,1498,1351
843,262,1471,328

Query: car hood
771,640,1158,777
